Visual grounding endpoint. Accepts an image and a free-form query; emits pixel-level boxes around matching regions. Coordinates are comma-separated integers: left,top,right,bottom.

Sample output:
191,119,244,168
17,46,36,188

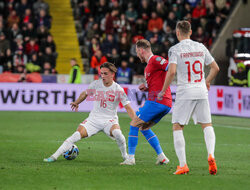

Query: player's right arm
124,103,136,120
205,61,220,90
70,80,98,112
70,91,88,112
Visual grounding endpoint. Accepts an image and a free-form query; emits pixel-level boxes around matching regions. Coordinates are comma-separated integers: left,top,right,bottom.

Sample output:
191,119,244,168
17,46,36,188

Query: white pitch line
118,114,250,131
213,125,250,131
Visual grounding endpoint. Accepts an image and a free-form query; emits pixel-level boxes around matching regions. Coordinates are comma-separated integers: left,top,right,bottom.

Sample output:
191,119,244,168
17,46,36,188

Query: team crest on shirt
156,57,162,61
108,94,115,102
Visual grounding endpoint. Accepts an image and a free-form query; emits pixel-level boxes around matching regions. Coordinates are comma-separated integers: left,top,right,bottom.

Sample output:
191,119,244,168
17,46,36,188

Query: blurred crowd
0,0,57,76
72,0,236,81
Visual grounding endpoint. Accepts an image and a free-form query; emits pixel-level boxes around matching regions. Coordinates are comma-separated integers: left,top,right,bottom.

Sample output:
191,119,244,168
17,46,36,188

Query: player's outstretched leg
112,129,128,160
120,125,138,165
203,125,217,175
140,129,169,165
173,128,189,174
43,131,81,162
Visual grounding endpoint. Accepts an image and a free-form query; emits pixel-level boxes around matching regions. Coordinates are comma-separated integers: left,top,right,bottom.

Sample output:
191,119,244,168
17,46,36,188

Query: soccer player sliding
44,62,135,163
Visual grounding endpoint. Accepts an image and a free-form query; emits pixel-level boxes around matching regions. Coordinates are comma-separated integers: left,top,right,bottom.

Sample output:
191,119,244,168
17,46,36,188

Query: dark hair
176,20,191,36
100,62,117,73
136,39,151,49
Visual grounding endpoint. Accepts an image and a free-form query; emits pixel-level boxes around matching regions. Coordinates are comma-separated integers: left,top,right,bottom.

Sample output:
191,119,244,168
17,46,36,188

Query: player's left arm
203,45,220,90
205,61,220,90
124,104,136,120
158,63,176,100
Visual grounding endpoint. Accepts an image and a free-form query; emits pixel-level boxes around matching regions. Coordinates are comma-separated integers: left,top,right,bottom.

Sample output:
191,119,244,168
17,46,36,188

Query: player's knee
201,123,212,129
130,116,144,127
112,129,125,142
173,123,184,131
77,125,88,138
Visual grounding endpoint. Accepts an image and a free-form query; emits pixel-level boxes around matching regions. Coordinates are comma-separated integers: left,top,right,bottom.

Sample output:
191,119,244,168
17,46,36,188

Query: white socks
52,131,81,159
203,126,215,158
112,129,128,159
173,130,186,167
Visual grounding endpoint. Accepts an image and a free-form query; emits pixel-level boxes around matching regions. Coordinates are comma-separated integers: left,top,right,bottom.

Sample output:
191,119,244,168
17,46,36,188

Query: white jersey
86,79,130,121
168,39,214,99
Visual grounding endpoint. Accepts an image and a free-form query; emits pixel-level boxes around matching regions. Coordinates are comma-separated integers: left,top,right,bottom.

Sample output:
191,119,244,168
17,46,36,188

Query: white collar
147,54,154,64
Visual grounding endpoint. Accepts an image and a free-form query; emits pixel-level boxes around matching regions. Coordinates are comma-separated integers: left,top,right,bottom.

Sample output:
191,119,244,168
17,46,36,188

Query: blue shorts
136,100,171,124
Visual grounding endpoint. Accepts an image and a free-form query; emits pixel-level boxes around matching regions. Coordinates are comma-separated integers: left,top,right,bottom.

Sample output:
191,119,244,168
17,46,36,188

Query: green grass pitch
0,111,250,190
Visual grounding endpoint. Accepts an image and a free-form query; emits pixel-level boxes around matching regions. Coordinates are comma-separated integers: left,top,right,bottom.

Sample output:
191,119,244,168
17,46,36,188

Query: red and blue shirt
145,55,172,107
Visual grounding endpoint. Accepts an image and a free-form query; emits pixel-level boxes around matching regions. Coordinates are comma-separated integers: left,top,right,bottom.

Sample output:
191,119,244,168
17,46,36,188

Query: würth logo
217,89,223,110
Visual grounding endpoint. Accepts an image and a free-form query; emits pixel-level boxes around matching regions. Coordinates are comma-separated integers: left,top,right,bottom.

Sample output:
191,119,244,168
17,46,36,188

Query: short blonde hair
176,20,191,36
136,39,151,49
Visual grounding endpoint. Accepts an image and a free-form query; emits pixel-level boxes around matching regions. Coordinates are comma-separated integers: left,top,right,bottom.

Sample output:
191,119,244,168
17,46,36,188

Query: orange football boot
208,154,217,175
174,164,189,175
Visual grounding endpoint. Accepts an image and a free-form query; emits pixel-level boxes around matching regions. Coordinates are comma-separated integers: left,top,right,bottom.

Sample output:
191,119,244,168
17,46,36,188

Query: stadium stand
71,0,237,76
0,0,57,79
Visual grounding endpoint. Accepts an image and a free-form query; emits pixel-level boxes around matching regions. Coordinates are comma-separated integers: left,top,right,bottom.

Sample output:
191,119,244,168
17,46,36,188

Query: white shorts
79,117,119,140
172,99,212,125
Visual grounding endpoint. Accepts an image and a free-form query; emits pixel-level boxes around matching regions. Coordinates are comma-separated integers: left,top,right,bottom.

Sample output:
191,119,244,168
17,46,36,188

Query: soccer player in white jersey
44,62,135,163
158,21,220,175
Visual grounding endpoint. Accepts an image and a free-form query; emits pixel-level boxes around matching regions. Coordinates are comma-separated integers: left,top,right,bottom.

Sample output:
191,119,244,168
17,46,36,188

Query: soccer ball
63,144,79,160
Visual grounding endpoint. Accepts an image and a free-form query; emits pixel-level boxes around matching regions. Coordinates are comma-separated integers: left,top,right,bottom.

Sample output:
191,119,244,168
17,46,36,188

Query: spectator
42,47,56,68
26,53,41,73
40,34,56,53
25,38,39,57
23,22,37,42
13,48,28,69
16,0,31,16
125,3,138,24
108,48,121,66
0,32,11,65
116,60,133,84
138,0,151,20
21,8,33,26
172,4,182,20
156,1,167,19
192,26,208,46
79,0,91,29
105,10,118,34
94,0,109,23
88,37,100,57
7,10,20,28
150,36,163,55
90,50,107,74
37,25,49,43
33,0,50,15
119,36,130,60
165,11,176,30
116,13,131,34
9,23,22,40
42,62,53,75
135,17,147,35
68,58,82,84
101,34,119,57
36,9,51,29
147,12,163,32
86,22,100,41
229,63,248,87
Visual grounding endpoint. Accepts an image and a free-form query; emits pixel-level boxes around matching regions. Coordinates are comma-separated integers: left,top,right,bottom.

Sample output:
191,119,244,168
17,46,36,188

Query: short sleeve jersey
86,79,130,120
168,39,214,100
145,55,172,107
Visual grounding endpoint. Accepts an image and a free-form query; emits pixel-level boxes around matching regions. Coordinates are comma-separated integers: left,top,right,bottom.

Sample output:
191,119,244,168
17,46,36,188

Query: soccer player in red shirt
121,39,172,165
